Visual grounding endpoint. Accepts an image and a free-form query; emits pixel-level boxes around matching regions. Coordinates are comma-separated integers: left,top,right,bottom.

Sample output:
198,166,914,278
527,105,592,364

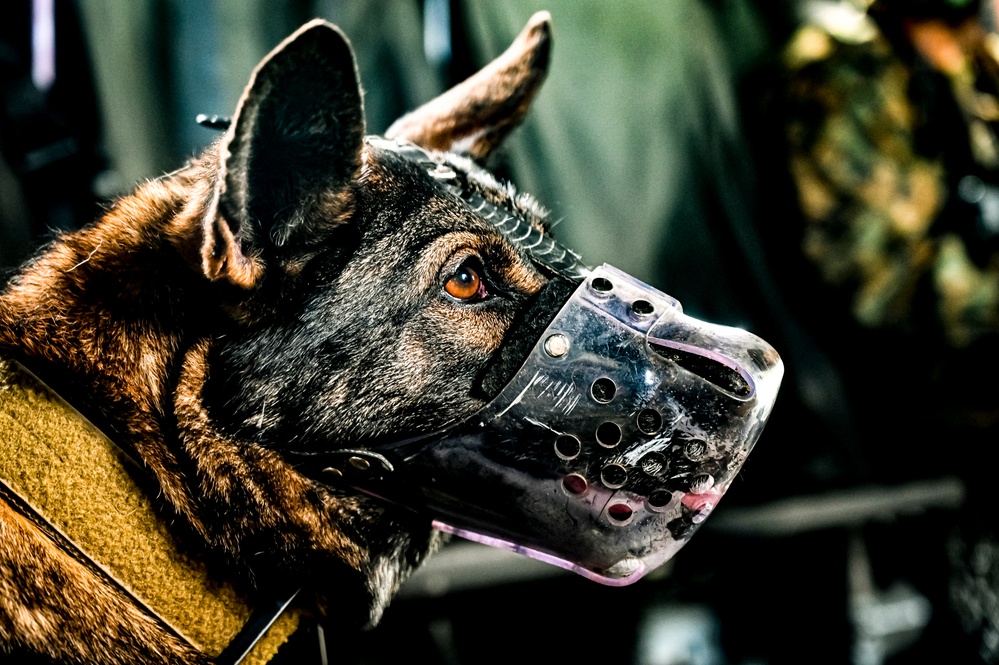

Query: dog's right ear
200,19,365,288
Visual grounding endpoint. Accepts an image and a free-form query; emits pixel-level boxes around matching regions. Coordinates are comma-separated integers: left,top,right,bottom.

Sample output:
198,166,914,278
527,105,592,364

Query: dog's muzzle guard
313,140,784,585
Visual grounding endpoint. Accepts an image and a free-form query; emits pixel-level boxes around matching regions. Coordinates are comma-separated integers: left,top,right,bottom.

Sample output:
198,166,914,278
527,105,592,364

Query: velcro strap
0,357,299,663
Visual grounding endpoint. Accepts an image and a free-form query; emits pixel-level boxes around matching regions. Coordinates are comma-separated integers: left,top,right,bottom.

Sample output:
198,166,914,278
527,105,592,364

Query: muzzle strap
476,274,577,398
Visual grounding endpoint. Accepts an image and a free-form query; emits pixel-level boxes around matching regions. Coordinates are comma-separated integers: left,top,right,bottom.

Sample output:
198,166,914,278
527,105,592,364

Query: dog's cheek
400,301,511,409
422,300,510,357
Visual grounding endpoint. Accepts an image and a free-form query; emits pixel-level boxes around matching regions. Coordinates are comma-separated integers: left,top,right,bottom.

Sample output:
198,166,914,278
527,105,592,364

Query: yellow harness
0,356,301,663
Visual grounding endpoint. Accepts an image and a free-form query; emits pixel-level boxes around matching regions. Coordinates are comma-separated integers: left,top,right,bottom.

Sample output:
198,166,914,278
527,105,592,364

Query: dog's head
199,16,556,440
165,14,780,623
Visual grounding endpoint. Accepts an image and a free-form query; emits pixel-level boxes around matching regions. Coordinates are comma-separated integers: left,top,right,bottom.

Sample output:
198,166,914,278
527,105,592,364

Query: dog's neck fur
0,158,439,641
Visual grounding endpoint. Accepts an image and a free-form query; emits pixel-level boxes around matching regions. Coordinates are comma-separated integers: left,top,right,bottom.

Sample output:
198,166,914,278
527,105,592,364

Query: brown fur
0,14,553,664
0,498,205,664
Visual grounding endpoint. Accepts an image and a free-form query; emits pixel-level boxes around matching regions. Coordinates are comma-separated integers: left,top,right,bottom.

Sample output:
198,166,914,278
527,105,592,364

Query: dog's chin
358,523,449,629
314,487,447,629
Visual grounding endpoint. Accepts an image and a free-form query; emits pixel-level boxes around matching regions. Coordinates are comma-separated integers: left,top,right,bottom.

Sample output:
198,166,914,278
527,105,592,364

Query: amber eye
444,263,485,301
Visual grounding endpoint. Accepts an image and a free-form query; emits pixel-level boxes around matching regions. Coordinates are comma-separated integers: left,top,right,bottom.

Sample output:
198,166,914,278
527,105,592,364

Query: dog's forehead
360,139,544,227
360,138,588,281
354,145,523,261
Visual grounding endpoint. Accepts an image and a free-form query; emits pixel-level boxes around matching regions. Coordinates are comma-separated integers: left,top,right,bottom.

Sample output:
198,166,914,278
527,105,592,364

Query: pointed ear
201,19,365,287
385,11,551,160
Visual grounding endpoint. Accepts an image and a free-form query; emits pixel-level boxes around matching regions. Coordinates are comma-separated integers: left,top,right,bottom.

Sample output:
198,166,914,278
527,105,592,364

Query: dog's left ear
201,19,364,287
385,11,551,160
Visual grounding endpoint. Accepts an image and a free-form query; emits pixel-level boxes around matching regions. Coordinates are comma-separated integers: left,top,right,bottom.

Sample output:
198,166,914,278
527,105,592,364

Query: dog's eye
444,262,486,301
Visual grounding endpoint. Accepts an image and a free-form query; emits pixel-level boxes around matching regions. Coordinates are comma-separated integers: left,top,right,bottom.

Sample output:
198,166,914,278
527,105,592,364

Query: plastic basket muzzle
344,264,783,585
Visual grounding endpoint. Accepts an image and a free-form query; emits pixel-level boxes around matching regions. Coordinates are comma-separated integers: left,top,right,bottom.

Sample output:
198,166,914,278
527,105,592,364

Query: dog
0,12,565,664
0,12,782,665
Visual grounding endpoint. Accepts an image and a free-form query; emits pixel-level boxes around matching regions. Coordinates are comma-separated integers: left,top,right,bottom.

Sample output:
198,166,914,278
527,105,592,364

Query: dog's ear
201,19,364,287
385,11,551,161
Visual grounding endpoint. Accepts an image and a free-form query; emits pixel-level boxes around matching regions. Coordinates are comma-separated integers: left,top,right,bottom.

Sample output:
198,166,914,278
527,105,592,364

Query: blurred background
2,1,998,663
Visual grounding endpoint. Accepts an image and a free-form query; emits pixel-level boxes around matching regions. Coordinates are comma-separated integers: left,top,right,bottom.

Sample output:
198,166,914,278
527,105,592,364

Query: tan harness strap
0,357,300,663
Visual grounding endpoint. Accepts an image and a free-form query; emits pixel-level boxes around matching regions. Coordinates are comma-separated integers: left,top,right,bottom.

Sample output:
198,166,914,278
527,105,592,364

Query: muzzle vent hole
562,473,588,495
690,474,715,494
632,300,655,317
554,435,582,460
601,464,628,489
748,347,773,371
684,439,707,460
607,503,634,523
591,377,616,403
637,408,663,435
651,344,753,397
648,490,675,509
596,422,622,447
591,277,613,293
639,452,668,476
348,456,371,471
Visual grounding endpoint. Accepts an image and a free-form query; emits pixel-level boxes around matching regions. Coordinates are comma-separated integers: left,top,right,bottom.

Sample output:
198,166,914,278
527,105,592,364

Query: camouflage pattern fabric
782,20,999,348
779,13,999,663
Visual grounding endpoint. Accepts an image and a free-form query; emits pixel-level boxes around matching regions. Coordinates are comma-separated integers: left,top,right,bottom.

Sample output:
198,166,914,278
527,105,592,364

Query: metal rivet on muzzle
348,456,371,471
554,434,581,460
322,467,342,478
544,333,570,357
